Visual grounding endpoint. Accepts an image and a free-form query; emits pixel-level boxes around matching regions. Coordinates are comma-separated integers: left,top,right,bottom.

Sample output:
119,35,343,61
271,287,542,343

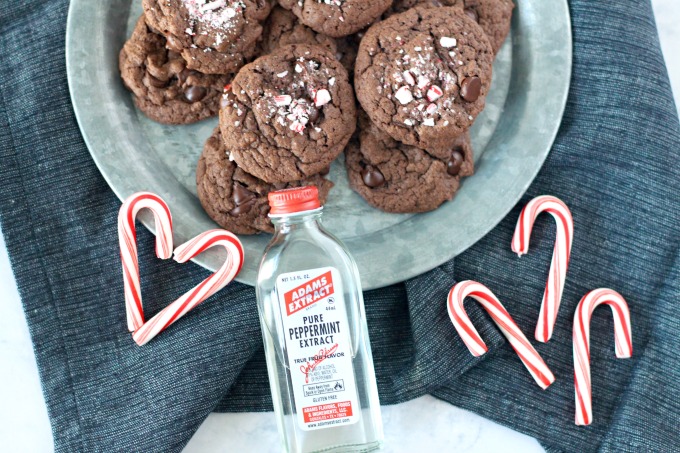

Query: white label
276,266,360,431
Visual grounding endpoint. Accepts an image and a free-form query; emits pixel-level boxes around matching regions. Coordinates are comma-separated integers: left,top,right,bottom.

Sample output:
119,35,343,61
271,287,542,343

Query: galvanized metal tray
66,0,571,290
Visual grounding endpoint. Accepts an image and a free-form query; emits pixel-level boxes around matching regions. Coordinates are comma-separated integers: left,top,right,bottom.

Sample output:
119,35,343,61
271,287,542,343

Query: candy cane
573,288,632,426
118,192,174,332
447,281,555,389
512,195,573,343
132,230,244,346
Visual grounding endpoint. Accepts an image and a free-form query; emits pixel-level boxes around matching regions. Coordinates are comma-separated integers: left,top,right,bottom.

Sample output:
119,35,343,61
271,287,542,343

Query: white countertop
1,2,678,451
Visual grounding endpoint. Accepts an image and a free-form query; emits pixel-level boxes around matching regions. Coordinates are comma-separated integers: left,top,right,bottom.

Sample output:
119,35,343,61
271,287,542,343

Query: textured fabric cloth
1,0,679,452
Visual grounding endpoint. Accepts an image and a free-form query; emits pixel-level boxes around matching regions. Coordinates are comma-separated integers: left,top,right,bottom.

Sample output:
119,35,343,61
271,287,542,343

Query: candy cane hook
573,288,632,426
512,195,573,343
132,230,244,346
447,281,555,389
118,192,174,332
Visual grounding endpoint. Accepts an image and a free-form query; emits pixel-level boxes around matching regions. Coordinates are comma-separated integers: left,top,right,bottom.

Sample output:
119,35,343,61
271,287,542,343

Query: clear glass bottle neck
269,207,323,233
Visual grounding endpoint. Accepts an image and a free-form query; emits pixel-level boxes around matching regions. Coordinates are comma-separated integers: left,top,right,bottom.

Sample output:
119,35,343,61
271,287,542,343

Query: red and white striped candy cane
573,288,632,426
118,192,174,332
512,195,573,343
447,281,555,389
132,229,244,346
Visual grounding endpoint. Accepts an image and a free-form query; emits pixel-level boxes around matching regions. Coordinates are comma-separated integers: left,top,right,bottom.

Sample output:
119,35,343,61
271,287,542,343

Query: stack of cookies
119,0,513,234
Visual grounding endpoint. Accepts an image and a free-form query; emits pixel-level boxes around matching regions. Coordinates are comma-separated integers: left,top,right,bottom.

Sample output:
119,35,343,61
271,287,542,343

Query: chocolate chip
464,8,479,22
307,108,320,124
447,150,465,176
460,77,482,102
184,86,207,103
361,167,385,188
232,183,256,206
320,166,331,176
178,68,198,85
229,201,253,216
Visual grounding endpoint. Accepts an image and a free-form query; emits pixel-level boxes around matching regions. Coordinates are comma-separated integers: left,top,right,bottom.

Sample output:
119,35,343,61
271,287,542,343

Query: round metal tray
66,0,571,290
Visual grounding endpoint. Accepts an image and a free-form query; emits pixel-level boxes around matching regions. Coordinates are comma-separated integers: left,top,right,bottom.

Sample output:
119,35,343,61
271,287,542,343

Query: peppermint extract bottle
256,186,384,453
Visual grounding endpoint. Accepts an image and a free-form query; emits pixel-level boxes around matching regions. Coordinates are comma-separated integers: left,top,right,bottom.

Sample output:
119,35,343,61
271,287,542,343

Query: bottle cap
268,186,321,215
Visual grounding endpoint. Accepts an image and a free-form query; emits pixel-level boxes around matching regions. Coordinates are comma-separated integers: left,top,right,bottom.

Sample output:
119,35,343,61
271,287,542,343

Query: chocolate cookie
277,0,393,38
387,0,514,55
259,6,357,74
335,32,361,75
345,113,474,213
142,0,273,74
355,7,493,152
219,44,356,183
259,6,338,57
119,16,232,124
197,127,333,234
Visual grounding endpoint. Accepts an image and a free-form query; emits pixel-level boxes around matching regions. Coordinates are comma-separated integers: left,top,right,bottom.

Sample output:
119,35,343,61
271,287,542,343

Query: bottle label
276,266,360,431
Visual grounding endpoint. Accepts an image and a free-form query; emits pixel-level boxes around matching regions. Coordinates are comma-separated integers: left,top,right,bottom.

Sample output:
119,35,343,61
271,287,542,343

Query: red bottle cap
268,186,321,215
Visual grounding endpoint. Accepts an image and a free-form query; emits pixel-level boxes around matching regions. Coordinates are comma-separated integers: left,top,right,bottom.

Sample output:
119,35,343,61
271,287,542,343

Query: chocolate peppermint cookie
277,0,393,38
345,113,474,213
355,7,493,152
119,16,232,124
197,127,333,234
219,44,356,183
142,0,273,74
259,6,357,74
388,0,514,55
259,6,338,57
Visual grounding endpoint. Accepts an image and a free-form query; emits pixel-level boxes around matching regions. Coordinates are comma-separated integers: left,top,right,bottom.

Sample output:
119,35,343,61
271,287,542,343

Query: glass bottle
256,186,384,453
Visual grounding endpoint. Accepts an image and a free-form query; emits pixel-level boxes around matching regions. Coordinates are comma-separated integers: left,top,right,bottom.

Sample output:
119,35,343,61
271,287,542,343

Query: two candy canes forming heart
446,195,632,425
118,192,244,346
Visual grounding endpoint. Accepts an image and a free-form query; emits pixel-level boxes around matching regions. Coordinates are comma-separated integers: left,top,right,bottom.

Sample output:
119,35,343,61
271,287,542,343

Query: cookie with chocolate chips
219,44,356,183
277,0,392,38
354,7,493,152
119,16,232,124
197,127,333,234
345,113,474,213
142,0,273,74
387,0,514,55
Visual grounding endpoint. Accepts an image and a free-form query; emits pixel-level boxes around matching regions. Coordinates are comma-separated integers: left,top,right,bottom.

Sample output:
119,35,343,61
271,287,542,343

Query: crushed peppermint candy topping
379,35,465,129
314,89,332,107
274,95,292,106
403,71,416,86
427,85,443,102
395,86,414,105
182,0,245,47
290,120,306,134
440,37,457,48
263,56,337,134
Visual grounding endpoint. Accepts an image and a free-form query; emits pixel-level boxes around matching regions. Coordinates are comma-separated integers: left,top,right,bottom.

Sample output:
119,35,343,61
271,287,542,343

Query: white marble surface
1,2,678,451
